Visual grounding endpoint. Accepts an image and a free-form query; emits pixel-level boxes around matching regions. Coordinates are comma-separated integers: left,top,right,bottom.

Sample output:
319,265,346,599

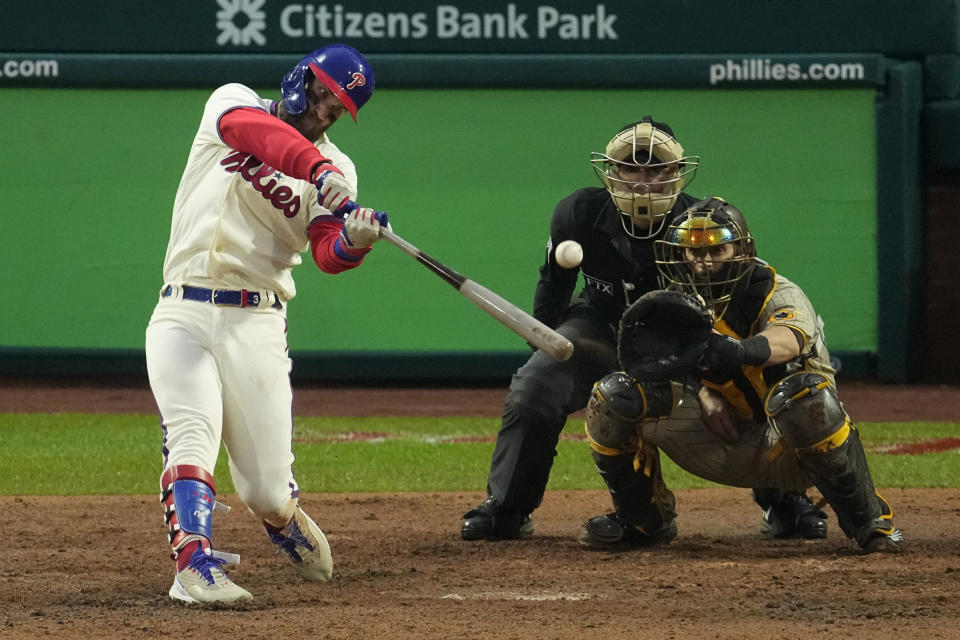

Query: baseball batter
145,44,387,604
580,197,904,553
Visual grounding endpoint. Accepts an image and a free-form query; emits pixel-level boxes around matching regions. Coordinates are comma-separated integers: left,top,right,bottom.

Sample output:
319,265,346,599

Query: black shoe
578,512,677,550
461,497,534,541
761,492,828,539
854,496,904,553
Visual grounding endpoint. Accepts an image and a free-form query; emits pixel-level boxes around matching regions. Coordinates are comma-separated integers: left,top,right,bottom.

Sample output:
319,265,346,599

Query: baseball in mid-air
554,240,583,269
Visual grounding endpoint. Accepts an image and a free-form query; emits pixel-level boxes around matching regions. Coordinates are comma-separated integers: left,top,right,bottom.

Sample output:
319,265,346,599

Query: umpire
460,117,700,540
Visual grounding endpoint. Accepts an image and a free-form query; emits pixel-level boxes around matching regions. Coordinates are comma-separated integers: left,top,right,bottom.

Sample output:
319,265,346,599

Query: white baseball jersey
147,81,366,537
161,82,357,301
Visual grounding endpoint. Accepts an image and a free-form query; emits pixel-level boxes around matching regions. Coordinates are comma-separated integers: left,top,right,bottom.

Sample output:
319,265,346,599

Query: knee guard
160,465,232,560
764,372,886,540
585,371,679,454
764,372,847,452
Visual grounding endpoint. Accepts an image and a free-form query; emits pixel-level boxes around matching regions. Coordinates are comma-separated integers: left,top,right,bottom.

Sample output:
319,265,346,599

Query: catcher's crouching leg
579,372,680,550
765,373,904,553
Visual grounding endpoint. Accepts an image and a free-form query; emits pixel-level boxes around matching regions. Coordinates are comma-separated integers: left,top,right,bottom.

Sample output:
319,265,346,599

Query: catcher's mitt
618,289,713,381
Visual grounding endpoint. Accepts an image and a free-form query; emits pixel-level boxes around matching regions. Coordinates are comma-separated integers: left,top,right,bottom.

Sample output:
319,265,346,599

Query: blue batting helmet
281,44,374,122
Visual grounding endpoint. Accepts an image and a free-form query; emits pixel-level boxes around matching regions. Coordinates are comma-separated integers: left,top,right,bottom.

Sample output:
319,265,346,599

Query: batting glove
313,165,356,213
341,207,389,249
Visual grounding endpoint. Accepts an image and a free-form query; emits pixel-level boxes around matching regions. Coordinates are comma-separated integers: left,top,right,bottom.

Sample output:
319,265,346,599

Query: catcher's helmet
590,116,699,239
281,44,374,122
654,196,756,320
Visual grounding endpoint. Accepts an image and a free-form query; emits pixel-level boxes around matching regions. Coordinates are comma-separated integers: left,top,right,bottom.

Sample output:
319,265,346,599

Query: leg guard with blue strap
160,465,235,562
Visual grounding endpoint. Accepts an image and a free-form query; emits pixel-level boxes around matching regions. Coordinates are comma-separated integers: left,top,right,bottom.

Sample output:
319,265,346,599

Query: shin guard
765,372,891,544
795,428,883,538
589,446,676,531
160,465,219,561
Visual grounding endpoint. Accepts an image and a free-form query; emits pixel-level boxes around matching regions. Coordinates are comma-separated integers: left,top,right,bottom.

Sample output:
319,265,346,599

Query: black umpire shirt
533,187,700,331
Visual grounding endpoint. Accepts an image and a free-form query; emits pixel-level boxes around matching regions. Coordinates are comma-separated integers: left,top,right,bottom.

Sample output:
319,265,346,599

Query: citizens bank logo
217,0,268,46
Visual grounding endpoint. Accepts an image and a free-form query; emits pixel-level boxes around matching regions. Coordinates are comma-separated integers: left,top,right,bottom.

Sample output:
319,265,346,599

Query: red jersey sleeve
218,106,334,181
308,218,372,274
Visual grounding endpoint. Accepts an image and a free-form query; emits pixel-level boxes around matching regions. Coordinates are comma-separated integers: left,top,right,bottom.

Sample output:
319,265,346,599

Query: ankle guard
160,465,219,558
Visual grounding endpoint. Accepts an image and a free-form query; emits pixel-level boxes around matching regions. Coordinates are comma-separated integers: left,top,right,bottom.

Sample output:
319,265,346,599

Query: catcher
579,196,904,554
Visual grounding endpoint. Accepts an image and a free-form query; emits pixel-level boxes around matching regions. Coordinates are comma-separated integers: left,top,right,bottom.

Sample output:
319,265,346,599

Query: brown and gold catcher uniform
581,197,903,554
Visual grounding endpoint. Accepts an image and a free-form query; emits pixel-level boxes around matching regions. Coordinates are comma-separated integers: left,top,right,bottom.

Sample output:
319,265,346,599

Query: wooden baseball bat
379,227,574,362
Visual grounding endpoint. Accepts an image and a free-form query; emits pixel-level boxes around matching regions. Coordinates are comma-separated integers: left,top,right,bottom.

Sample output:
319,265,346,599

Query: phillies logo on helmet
347,72,366,90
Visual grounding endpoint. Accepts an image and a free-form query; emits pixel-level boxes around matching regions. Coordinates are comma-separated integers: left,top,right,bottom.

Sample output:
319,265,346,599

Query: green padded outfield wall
0,87,876,359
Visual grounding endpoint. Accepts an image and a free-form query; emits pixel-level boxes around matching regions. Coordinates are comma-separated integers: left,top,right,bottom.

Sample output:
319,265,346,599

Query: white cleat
268,504,334,581
168,549,252,604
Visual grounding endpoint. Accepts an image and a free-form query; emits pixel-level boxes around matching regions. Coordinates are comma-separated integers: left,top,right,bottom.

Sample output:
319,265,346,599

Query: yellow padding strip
788,379,831,404
806,417,851,453
631,451,653,477
876,493,894,521
585,427,622,456
764,415,851,461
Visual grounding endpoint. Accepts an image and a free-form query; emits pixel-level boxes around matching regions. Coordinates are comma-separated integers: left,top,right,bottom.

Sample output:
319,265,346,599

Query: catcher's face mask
590,120,699,239
654,197,755,320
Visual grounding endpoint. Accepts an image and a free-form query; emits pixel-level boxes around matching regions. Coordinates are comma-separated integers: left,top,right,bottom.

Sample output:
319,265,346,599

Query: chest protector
700,264,785,421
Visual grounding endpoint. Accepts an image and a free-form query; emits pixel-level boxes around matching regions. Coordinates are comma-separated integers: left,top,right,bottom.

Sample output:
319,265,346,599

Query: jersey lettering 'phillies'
160,82,357,301
220,151,301,219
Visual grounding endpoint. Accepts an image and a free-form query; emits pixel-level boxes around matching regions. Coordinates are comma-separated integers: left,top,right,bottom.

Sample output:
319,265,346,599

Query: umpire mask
654,196,756,321
590,117,700,239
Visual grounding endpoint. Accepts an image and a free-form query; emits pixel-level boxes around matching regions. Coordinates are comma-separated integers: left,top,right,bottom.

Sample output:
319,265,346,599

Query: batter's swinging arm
379,227,574,362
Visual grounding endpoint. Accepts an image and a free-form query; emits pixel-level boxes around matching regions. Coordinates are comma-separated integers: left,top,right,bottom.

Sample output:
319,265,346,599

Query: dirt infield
2,378,960,639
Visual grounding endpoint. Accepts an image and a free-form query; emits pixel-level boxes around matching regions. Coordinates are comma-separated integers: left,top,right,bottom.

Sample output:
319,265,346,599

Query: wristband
333,235,368,261
311,162,342,182
741,335,771,366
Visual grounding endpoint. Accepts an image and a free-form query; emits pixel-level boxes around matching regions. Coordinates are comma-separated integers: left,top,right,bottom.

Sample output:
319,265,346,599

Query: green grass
0,413,957,495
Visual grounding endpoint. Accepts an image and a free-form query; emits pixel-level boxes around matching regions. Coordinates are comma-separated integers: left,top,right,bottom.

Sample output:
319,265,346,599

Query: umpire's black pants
486,301,619,515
